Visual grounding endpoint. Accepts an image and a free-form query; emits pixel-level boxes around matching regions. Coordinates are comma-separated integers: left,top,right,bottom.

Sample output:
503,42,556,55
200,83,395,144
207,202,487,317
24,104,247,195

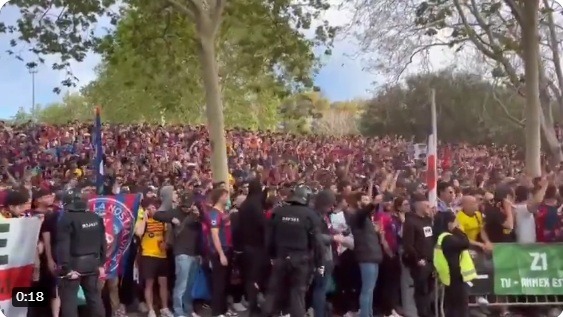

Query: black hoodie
152,186,202,256
238,179,266,248
348,204,383,263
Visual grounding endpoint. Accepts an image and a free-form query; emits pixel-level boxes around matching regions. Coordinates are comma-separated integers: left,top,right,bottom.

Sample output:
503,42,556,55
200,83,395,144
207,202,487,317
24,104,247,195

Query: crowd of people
1,120,562,317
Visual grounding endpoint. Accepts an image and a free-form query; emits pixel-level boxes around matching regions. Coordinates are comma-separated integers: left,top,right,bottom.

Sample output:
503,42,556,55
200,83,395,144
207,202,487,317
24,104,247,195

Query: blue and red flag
87,194,141,278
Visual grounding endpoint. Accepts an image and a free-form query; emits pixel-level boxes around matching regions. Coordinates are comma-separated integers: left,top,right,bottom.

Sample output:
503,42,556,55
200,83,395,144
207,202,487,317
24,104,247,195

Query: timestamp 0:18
11,287,49,308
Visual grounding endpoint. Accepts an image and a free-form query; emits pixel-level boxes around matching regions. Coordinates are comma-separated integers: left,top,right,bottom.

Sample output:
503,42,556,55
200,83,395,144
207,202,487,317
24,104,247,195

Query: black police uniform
262,185,324,317
56,189,106,317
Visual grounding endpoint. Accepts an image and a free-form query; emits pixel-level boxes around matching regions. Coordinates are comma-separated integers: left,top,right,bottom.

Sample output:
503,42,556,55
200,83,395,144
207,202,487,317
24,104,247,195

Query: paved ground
127,306,250,317
128,310,250,317
126,308,563,317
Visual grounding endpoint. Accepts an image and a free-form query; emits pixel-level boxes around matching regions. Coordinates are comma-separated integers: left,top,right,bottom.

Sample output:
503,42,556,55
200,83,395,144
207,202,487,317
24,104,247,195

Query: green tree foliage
36,93,93,124
7,93,95,126
279,91,329,133
1,0,336,183
315,101,364,135
277,92,364,134
12,106,33,125
360,70,525,144
84,0,320,129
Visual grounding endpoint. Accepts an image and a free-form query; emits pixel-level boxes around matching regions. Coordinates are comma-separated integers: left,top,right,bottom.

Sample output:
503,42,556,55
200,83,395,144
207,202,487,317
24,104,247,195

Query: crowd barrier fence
434,243,563,317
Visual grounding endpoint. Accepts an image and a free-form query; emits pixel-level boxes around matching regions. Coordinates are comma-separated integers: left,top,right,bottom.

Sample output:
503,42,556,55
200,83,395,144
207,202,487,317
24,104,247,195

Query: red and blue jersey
536,204,563,243
205,208,232,252
372,210,399,254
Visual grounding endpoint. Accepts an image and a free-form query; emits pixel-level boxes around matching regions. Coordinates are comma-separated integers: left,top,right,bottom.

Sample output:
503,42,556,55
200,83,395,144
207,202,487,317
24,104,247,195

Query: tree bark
521,0,542,177
199,37,230,183
538,76,563,166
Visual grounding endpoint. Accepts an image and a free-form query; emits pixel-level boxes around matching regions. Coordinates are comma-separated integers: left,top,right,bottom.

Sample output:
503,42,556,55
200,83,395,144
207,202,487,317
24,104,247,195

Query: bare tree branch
491,88,525,127
211,0,226,31
167,0,195,20
503,0,523,26
395,41,464,81
468,0,500,47
187,0,205,18
453,0,497,59
543,0,563,108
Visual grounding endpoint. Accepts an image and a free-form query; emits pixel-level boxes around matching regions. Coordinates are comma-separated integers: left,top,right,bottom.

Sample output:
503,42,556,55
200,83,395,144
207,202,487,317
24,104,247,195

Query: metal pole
29,68,38,122
428,89,438,208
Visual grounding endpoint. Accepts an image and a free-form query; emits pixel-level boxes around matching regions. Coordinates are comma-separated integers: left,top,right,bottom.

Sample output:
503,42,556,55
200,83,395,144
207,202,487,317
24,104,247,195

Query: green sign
493,243,563,295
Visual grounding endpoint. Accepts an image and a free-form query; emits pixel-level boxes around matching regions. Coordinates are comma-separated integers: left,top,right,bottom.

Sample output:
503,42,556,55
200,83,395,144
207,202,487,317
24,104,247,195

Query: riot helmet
286,184,313,206
62,188,88,211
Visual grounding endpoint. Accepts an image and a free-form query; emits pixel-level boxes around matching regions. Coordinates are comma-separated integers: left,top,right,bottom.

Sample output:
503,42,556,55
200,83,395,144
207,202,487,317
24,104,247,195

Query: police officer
56,188,106,317
433,212,476,317
263,184,325,317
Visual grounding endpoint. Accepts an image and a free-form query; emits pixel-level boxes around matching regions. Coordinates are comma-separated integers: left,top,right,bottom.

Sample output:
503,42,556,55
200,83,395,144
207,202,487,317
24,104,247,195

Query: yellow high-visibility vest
433,232,477,286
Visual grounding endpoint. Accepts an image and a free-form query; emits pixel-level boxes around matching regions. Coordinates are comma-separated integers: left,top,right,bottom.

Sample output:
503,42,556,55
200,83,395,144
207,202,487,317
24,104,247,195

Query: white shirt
514,203,536,243
330,210,354,253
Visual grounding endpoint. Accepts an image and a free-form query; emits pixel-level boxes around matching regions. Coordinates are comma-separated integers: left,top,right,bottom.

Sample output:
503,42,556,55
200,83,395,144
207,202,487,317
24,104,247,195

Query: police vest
433,232,477,286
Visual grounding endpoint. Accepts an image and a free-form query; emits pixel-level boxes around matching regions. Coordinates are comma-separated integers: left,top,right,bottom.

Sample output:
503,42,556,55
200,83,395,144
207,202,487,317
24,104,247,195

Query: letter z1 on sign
0,0,10,12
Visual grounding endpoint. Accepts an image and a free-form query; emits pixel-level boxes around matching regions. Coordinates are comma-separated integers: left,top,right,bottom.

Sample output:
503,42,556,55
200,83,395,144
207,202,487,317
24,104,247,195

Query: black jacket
153,208,202,256
230,211,242,252
402,212,434,266
56,210,106,274
238,180,266,249
441,228,471,284
348,204,383,264
266,203,325,267
309,210,335,265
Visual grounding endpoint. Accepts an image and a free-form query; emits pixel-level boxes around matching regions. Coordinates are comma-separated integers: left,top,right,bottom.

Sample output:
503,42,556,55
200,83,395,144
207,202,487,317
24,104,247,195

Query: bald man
456,195,492,252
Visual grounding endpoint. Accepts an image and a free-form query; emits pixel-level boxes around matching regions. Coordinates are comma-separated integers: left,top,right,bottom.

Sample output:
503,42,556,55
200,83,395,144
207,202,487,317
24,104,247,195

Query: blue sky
0,4,379,120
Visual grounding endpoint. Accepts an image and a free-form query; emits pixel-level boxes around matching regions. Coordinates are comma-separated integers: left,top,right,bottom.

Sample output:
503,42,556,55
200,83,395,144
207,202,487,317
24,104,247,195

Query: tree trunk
538,83,563,166
199,37,230,183
521,0,542,177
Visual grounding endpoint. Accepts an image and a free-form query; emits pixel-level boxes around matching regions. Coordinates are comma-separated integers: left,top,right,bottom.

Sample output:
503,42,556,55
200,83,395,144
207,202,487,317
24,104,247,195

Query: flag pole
427,89,438,208
431,89,437,145
94,106,105,195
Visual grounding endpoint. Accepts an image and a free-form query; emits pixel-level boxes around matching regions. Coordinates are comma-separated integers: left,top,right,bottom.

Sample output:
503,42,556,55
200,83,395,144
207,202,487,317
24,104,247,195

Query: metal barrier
434,281,563,317
468,295,563,307
419,244,563,316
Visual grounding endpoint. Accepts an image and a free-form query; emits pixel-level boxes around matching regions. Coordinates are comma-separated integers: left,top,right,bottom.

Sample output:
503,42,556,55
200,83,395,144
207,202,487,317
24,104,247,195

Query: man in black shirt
402,193,435,317
34,188,60,317
237,179,267,316
483,186,515,243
